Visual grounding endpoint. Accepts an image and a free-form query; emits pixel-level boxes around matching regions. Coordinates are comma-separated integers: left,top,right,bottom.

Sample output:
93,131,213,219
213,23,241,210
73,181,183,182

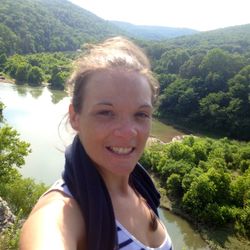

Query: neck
97,168,133,197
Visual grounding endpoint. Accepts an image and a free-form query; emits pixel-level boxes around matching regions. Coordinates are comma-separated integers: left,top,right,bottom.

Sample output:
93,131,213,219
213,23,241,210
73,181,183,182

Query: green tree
1,177,47,217
0,101,5,122
199,48,244,81
15,63,31,83
50,70,69,90
27,66,44,85
0,23,18,55
0,53,7,68
179,54,203,78
199,92,230,130
0,125,30,184
166,173,183,197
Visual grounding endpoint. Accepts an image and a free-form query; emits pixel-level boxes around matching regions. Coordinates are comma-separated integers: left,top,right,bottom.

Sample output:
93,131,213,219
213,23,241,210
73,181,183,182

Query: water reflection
50,89,68,104
159,209,210,250
29,87,43,99
14,83,29,97
0,82,72,184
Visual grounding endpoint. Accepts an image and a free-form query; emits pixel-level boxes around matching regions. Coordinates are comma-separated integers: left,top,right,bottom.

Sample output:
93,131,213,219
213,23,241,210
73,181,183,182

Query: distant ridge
164,23,250,50
111,21,199,40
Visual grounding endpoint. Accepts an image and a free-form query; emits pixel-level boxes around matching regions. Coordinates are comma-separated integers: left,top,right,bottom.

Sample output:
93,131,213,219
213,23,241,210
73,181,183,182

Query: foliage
0,125,30,183
141,136,250,238
0,53,7,68
0,176,47,217
15,62,31,83
27,66,44,85
49,65,71,90
0,102,5,122
0,0,124,55
140,26,250,140
2,52,72,89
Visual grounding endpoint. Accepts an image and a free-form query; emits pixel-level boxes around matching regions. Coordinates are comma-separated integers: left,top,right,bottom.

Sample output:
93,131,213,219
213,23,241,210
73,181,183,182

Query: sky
70,0,250,31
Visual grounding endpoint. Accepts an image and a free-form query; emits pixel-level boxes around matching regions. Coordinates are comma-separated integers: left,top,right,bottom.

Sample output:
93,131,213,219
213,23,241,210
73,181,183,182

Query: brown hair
67,36,159,113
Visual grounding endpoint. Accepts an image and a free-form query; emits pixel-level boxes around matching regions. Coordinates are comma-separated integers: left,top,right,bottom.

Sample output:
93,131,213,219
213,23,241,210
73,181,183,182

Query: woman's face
69,69,152,177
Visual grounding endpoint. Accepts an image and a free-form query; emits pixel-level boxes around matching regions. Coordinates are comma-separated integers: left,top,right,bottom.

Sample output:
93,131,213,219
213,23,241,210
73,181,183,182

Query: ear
68,104,80,131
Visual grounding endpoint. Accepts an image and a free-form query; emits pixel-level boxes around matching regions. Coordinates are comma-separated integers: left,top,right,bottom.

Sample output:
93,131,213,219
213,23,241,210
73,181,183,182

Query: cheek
139,123,151,140
78,120,106,145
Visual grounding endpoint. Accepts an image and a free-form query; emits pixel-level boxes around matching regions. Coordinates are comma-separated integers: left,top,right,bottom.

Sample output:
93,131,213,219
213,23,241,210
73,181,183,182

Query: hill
0,0,125,55
111,21,198,40
160,23,250,52
0,0,201,55
141,23,250,140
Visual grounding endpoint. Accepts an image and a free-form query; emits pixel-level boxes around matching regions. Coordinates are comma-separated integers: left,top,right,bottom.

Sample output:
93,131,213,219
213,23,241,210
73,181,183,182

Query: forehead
83,69,152,106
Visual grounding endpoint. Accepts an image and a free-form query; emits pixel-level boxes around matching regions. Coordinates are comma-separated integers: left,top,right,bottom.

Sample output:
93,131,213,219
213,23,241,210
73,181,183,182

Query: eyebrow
95,102,153,109
139,104,153,109
95,102,113,106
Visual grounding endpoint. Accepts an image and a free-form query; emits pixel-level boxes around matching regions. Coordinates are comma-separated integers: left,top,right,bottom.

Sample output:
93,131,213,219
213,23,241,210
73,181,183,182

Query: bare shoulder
19,191,86,250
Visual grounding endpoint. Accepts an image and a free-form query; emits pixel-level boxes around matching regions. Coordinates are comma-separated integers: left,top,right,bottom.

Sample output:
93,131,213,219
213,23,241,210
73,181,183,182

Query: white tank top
45,179,173,250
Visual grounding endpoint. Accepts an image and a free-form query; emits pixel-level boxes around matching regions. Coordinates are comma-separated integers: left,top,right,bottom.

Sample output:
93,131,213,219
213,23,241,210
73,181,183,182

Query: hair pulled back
67,36,159,113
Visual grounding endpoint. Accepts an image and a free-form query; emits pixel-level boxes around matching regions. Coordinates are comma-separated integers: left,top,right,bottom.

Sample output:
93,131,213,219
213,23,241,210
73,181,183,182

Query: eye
97,110,114,117
135,112,151,119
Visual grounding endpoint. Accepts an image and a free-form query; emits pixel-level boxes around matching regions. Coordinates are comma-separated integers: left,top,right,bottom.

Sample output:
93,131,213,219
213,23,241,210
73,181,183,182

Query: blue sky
70,0,250,31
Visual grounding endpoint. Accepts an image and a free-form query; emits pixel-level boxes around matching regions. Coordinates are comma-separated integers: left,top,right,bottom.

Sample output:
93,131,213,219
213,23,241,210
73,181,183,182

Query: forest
0,0,125,55
139,24,250,141
141,136,250,241
0,0,250,249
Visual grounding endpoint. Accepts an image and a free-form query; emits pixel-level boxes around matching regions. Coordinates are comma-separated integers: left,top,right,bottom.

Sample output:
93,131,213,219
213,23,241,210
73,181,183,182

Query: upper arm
19,192,86,250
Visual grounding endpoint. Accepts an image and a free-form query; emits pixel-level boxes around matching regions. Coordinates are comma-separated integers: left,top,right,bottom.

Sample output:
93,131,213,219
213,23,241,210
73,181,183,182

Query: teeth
110,147,133,154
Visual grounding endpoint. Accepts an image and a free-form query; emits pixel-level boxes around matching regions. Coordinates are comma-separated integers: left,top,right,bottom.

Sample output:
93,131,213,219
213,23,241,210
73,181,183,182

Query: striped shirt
45,179,173,250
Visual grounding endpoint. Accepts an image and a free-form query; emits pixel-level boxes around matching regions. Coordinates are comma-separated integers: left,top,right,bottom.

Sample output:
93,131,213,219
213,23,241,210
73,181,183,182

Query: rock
146,137,165,147
171,135,186,142
0,197,16,233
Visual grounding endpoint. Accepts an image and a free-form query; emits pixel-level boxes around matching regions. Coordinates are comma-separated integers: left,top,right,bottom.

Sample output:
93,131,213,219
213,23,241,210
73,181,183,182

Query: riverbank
0,76,14,84
151,173,250,250
156,115,228,141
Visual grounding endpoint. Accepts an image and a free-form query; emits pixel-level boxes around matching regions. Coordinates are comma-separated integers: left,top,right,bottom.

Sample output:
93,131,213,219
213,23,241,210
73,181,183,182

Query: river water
0,82,209,249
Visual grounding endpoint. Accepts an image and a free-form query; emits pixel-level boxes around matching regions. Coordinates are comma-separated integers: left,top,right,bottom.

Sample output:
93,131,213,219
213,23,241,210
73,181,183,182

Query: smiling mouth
107,146,135,155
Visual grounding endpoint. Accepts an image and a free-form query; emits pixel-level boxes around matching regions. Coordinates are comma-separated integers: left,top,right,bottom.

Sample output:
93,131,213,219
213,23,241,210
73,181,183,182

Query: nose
113,118,138,138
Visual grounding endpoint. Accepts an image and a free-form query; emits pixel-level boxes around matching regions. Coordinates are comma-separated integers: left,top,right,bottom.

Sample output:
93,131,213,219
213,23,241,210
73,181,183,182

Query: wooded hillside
0,0,124,55
141,24,250,140
0,0,198,55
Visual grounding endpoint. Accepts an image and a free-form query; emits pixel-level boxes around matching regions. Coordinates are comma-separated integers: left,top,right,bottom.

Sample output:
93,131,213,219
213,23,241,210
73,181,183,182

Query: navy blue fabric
63,135,160,250
130,162,160,217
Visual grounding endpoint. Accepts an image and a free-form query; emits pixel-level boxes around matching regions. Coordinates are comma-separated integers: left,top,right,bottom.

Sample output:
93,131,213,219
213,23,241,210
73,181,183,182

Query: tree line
0,52,72,89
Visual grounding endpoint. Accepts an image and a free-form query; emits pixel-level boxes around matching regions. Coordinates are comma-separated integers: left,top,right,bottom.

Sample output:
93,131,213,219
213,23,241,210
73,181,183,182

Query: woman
20,37,173,250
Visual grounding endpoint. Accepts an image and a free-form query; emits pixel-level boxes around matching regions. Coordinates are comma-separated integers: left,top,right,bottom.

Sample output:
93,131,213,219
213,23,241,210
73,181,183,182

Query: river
0,82,209,250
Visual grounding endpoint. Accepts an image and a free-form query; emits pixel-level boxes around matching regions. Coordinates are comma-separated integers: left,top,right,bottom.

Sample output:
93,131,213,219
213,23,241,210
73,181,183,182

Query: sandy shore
0,79,14,84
